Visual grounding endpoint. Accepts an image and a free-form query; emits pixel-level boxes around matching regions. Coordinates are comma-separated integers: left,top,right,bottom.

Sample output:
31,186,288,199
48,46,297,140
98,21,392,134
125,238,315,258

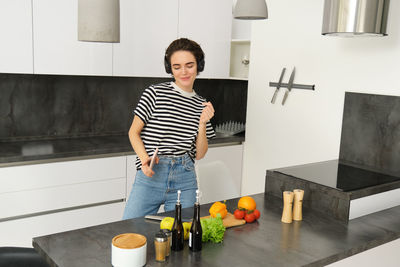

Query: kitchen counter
33,193,400,267
0,133,244,167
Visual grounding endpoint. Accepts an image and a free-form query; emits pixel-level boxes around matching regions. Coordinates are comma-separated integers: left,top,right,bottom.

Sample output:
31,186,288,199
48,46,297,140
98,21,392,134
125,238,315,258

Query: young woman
123,38,215,219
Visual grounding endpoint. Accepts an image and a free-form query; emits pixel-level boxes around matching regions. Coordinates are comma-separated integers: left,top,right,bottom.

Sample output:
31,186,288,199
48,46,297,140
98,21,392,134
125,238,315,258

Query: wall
242,0,400,195
0,74,247,141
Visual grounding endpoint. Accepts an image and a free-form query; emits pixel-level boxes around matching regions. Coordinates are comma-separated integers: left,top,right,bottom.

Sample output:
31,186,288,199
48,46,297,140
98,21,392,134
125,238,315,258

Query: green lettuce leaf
200,214,226,243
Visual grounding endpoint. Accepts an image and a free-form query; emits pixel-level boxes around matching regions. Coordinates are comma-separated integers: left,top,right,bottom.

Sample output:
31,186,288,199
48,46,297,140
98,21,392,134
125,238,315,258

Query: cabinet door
0,202,125,247
113,0,179,77
0,156,126,220
178,0,232,79
196,144,243,204
0,0,33,74
33,0,112,75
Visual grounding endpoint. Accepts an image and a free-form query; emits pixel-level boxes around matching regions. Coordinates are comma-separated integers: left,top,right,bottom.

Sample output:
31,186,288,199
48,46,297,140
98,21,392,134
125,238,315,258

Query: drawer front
0,178,125,220
0,156,126,193
0,202,125,247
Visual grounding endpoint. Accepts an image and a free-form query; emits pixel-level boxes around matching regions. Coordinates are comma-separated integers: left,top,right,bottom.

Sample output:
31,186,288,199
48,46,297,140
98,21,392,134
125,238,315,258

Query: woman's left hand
200,102,215,125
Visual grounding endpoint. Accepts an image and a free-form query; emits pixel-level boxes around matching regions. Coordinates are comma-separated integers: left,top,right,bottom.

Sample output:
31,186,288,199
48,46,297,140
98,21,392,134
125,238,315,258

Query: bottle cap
160,229,172,237
177,190,181,204
155,231,168,243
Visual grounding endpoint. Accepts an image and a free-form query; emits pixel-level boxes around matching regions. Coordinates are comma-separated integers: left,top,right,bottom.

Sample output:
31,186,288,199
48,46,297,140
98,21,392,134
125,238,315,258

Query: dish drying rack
215,121,245,136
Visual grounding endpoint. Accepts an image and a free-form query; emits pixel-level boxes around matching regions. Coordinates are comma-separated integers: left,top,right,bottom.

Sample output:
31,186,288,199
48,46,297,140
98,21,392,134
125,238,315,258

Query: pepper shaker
281,191,294,223
154,231,168,262
293,189,304,221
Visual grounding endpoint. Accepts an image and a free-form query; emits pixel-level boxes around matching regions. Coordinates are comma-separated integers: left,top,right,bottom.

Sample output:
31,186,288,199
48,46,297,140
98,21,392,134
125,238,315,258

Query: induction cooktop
275,159,400,192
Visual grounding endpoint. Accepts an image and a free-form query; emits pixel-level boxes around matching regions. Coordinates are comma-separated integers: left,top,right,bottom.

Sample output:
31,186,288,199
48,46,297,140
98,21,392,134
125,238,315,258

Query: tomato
253,209,261,220
244,212,256,223
234,209,245,219
238,196,257,211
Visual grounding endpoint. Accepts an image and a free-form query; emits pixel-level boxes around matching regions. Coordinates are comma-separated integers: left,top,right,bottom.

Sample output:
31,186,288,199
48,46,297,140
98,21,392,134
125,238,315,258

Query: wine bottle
171,190,184,251
189,190,202,252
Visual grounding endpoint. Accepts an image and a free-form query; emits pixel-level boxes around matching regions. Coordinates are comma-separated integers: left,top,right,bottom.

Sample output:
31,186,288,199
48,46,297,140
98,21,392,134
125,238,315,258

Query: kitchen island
33,193,400,267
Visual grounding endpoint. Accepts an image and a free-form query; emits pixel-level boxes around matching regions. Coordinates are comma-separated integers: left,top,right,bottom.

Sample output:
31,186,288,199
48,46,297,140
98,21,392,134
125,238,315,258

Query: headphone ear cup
198,57,205,72
164,56,171,74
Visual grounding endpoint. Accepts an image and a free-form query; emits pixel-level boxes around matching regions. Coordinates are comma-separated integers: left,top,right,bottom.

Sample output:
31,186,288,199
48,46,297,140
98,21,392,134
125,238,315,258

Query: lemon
160,217,191,240
183,222,192,240
160,217,174,230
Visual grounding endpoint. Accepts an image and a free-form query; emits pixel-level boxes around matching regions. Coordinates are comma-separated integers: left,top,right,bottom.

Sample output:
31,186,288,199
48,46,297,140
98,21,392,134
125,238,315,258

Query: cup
111,233,147,267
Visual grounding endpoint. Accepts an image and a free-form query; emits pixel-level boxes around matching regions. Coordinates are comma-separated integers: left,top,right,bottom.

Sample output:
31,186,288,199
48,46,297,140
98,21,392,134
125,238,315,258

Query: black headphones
164,53,205,74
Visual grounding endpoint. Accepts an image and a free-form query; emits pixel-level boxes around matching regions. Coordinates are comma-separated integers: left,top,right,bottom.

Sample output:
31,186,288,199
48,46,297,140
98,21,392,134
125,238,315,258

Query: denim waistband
158,153,194,164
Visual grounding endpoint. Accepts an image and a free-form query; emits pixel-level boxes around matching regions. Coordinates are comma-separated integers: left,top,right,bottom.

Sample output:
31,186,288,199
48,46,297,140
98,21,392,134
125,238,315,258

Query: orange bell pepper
209,201,227,219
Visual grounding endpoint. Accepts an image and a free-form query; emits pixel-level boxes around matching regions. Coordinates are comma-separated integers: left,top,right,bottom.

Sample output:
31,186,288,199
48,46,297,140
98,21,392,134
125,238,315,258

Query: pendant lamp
322,0,390,37
78,0,120,43
234,0,268,20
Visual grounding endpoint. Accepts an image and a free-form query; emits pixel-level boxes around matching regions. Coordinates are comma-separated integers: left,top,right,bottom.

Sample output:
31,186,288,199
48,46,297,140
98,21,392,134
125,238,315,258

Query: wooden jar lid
112,233,147,249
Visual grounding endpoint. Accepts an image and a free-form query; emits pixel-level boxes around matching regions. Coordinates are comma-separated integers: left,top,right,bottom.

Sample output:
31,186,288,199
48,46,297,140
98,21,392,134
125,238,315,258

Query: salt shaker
281,191,294,223
293,189,304,221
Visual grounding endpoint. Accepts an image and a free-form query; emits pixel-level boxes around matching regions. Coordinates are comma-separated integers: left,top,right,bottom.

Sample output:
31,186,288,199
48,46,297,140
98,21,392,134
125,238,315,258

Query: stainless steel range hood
322,0,390,37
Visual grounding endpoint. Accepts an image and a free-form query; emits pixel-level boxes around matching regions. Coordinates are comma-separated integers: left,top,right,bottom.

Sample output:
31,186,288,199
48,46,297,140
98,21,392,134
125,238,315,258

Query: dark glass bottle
189,190,202,252
171,190,184,251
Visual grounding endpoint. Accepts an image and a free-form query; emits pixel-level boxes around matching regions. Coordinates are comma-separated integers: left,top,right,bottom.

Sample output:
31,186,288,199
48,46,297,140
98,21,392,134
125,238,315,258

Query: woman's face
170,50,198,92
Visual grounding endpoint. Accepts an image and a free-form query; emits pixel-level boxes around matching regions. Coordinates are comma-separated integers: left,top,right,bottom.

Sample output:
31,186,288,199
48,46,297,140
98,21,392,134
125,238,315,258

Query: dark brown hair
164,38,205,74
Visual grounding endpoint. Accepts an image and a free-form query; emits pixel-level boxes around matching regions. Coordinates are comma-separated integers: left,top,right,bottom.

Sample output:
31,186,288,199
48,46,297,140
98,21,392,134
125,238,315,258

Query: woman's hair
164,38,205,74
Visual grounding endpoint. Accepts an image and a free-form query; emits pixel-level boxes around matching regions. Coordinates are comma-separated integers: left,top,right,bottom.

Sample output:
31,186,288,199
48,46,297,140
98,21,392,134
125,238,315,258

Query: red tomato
244,212,256,223
253,209,261,220
234,209,245,219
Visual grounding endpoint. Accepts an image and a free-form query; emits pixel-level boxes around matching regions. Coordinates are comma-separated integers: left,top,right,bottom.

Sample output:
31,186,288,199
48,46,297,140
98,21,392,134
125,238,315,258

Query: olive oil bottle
171,190,184,251
189,190,202,252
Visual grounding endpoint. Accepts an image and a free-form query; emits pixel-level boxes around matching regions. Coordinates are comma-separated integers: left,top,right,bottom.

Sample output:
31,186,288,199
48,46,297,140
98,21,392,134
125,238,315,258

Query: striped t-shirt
134,82,215,169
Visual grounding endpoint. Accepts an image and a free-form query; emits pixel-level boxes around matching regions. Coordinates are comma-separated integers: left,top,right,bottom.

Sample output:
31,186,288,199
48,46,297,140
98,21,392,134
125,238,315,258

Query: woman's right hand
141,156,159,177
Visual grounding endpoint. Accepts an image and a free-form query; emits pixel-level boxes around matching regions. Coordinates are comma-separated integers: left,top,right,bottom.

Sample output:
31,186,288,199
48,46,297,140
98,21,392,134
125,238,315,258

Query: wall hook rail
269,82,315,90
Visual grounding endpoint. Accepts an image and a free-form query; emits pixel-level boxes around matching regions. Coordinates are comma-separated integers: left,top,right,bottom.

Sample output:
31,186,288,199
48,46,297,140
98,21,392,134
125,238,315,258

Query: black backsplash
0,73,247,141
339,92,400,176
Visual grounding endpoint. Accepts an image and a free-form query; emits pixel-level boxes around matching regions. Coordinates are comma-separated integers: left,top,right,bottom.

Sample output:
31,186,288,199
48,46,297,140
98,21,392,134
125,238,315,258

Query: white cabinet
196,144,243,204
178,0,233,79
0,156,126,220
0,202,125,247
0,156,126,247
113,0,179,77
114,0,232,78
0,0,33,74
32,0,113,75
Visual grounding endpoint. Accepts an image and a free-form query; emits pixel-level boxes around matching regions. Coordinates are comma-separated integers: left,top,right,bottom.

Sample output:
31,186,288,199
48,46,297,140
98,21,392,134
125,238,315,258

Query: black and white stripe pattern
134,82,215,169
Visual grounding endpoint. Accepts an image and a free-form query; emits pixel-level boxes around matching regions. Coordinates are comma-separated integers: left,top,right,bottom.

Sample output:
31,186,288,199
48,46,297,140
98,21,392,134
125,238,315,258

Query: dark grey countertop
0,133,245,167
33,193,400,267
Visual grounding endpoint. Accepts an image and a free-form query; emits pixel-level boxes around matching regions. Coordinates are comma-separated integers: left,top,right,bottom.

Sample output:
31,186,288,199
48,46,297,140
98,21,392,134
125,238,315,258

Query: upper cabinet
32,0,113,76
113,0,179,78
114,0,232,79
179,0,232,79
0,0,33,74
2,0,233,78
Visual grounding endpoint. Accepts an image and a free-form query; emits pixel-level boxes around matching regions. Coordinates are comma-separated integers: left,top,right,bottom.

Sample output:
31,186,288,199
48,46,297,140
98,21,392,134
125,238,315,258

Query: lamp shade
78,0,120,42
322,0,390,37
234,0,268,20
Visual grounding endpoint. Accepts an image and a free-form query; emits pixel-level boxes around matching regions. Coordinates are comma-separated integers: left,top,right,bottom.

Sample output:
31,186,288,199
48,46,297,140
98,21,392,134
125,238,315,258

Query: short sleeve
206,121,216,140
134,86,157,124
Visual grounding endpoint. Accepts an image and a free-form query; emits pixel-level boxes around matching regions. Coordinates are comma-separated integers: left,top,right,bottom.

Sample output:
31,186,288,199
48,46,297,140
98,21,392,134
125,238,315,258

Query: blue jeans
123,154,197,219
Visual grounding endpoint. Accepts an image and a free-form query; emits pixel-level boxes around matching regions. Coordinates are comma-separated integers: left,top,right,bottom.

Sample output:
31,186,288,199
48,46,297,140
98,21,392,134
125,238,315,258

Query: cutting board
201,212,246,228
